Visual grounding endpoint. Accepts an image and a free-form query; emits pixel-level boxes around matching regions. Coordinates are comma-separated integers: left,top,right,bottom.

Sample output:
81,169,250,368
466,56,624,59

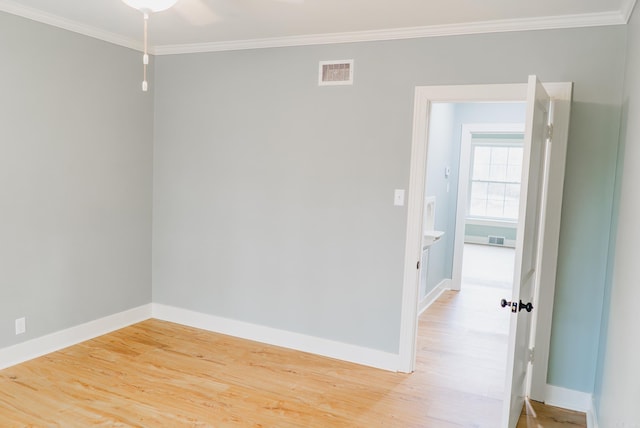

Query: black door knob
519,300,534,312
501,299,533,313
500,299,517,313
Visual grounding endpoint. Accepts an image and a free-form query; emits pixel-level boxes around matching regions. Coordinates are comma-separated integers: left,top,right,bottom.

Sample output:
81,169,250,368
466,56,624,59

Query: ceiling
0,0,635,54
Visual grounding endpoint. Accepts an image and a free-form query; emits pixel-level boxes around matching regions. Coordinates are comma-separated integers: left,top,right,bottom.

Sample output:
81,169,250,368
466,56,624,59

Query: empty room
1,0,639,426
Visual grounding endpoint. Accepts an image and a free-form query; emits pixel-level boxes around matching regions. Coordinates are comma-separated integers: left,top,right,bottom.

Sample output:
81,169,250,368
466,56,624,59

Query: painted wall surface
465,224,517,241
594,6,638,427
0,13,154,347
423,103,455,298
153,22,626,395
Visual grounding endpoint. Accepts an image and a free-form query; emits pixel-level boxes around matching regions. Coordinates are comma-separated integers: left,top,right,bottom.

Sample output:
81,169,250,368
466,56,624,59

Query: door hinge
546,123,554,140
528,348,535,363
417,260,420,270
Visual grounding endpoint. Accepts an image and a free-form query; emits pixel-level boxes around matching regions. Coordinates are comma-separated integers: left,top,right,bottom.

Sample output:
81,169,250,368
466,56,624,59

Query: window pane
506,165,522,182
474,146,491,164
469,198,487,217
489,164,507,181
487,182,506,201
486,199,504,217
468,141,523,221
491,147,509,164
470,182,488,200
504,201,520,220
505,183,520,201
508,147,523,166
472,163,490,180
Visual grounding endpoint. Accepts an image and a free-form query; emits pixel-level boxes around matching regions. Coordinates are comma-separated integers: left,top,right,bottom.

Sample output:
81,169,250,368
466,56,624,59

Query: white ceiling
0,0,635,54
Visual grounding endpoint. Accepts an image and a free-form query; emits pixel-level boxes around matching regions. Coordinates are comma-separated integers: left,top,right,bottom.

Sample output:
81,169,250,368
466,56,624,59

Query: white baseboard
544,384,592,412
587,396,599,428
152,303,401,372
418,279,450,315
0,304,152,370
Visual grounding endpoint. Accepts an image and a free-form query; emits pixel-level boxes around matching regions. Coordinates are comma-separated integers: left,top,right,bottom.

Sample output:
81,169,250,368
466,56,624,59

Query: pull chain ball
122,0,179,91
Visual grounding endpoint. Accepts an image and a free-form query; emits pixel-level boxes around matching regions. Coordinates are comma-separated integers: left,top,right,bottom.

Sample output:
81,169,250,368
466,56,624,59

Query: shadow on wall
548,101,623,392
592,97,627,407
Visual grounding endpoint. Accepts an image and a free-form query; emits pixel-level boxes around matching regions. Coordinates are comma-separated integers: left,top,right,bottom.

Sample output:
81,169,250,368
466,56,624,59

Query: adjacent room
1,0,639,426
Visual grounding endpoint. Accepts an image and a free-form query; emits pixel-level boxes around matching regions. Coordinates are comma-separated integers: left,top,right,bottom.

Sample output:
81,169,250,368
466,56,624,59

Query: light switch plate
394,189,405,206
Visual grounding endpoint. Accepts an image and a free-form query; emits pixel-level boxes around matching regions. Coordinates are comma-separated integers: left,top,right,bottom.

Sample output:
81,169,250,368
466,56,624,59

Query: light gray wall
594,5,639,427
153,23,626,395
0,13,154,347
423,103,455,298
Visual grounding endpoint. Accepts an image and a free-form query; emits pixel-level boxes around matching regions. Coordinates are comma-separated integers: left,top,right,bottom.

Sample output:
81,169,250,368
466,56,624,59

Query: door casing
398,81,573,403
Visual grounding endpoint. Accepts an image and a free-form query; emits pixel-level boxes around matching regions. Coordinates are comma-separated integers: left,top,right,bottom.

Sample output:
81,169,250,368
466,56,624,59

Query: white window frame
467,137,524,222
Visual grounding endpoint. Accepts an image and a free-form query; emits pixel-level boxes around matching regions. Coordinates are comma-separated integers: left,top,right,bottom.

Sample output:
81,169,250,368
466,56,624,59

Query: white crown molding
152,10,628,55
0,0,630,56
621,0,638,22
0,0,141,51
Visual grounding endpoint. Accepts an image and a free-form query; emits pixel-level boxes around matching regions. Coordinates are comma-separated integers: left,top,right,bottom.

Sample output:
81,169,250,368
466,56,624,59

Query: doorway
418,103,526,424
451,121,525,292
398,79,573,427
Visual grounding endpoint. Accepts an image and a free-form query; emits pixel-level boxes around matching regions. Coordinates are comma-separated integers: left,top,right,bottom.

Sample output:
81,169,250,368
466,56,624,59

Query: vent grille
319,60,354,86
488,236,506,246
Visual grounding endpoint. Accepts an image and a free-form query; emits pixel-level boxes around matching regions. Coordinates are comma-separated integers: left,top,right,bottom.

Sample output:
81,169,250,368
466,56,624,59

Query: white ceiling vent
319,60,354,86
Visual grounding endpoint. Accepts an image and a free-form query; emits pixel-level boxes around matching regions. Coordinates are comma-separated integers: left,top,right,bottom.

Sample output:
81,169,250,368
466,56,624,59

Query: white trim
527,82,573,401
0,0,141,51
0,304,152,370
621,0,638,23
544,384,592,412
152,12,627,55
587,396,599,428
152,304,401,372
401,84,529,374
0,0,628,55
418,279,450,315
398,87,432,373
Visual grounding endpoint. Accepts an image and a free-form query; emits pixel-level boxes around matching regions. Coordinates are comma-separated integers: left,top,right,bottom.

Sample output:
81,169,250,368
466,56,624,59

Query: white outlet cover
394,189,405,206
15,317,26,335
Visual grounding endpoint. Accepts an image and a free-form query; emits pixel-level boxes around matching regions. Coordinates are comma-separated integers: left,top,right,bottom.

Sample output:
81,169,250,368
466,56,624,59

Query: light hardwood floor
0,295,585,427
517,398,587,427
0,245,585,427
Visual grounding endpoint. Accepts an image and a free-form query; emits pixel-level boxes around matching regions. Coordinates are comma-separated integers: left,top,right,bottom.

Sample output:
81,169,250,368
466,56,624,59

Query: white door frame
451,123,525,292
398,82,572,403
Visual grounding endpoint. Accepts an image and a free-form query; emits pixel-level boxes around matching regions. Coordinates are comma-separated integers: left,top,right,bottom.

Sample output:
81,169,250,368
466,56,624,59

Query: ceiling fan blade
174,0,222,26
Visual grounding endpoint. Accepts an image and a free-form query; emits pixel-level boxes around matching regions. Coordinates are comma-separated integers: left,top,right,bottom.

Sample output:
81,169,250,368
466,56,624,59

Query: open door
501,76,551,427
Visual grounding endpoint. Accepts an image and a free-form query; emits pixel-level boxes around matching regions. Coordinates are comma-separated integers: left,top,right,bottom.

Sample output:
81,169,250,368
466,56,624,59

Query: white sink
423,230,445,249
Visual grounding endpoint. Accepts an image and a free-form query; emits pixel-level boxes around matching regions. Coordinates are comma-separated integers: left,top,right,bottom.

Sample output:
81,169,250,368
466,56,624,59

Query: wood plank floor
517,398,587,427
0,288,586,426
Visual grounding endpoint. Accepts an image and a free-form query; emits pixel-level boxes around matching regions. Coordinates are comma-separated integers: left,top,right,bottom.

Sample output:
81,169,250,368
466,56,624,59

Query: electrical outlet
15,317,26,335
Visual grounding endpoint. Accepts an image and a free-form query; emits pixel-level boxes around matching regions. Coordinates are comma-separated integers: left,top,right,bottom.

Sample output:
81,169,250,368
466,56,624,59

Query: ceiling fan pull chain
122,0,178,91
142,12,149,92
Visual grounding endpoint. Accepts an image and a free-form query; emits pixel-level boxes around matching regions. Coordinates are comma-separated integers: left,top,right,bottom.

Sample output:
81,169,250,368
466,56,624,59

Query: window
468,138,524,221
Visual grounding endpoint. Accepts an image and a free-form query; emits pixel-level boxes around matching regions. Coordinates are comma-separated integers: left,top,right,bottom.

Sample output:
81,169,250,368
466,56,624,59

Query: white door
501,75,551,427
